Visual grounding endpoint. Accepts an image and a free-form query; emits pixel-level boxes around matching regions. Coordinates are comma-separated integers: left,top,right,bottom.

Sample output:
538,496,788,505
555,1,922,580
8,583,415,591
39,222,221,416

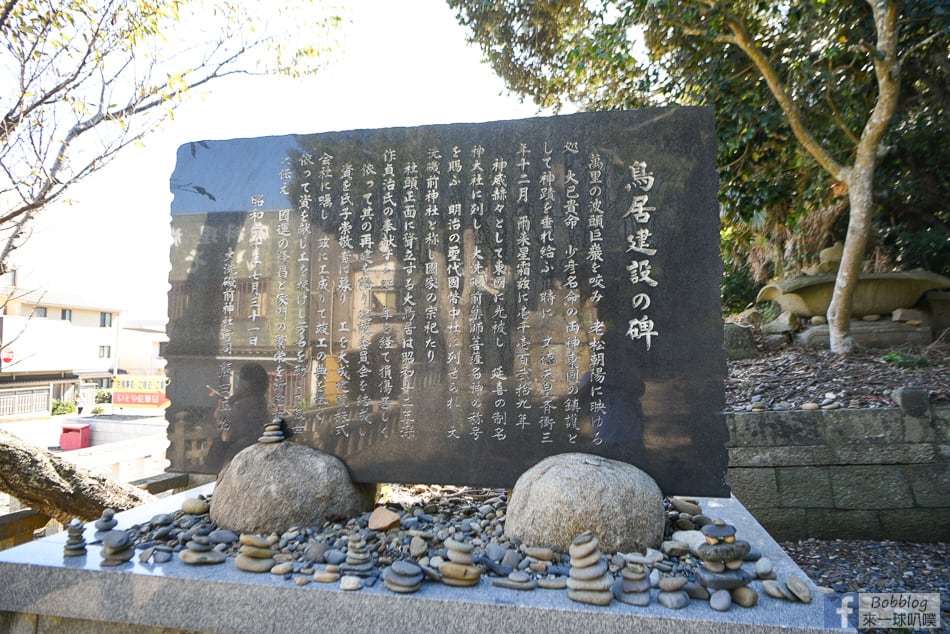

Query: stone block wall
725,400,948,542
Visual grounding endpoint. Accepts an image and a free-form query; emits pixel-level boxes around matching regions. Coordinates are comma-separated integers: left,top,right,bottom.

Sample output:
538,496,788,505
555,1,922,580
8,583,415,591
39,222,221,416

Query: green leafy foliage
721,253,759,315
882,350,929,369
449,0,949,283
51,399,76,415
879,223,950,276
95,389,112,404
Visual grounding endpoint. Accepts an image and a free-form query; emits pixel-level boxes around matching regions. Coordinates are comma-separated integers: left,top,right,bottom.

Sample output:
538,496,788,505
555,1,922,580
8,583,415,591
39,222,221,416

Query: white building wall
0,316,117,374
118,328,167,376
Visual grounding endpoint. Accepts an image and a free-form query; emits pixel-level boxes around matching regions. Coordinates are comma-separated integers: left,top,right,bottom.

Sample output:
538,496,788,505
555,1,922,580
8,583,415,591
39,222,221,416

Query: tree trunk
826,0,900,354
0,430,155,524
827,169,875,354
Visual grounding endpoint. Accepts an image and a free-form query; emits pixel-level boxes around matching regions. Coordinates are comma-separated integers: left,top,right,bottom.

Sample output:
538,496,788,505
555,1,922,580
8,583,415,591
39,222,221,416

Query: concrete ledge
796,321,933,348
0,485,847,633
87,416,167,445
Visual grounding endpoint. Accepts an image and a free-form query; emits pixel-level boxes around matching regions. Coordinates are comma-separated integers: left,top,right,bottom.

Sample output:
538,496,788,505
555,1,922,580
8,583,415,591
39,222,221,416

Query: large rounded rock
211,441,372,534
504,453,664,554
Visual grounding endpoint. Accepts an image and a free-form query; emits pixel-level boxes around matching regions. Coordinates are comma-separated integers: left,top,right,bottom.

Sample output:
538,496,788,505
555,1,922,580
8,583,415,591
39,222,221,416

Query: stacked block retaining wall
726,404,948,542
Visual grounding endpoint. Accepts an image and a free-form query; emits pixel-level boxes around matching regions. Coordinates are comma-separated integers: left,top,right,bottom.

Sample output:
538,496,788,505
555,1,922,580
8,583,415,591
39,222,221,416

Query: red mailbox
60,423,90,451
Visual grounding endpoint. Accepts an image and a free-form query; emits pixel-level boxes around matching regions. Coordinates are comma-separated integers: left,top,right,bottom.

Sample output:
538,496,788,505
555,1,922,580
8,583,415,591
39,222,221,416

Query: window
99,345,111,358
34,307,47,318
100,312,113,327
61,309,72,321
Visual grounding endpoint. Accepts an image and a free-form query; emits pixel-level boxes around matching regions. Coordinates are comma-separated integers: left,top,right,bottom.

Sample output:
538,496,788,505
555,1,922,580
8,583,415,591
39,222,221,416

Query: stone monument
164,108,727,495
0,110,846,634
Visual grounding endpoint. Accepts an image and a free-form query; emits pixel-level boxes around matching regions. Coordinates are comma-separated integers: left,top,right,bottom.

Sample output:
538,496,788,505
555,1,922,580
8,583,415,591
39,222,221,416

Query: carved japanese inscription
165,108,728,495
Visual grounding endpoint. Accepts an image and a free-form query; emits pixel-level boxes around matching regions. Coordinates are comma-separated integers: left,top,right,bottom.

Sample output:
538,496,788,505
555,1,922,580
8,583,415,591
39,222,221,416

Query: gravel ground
780,539,949,631
725,336,950,412
731,339,950,631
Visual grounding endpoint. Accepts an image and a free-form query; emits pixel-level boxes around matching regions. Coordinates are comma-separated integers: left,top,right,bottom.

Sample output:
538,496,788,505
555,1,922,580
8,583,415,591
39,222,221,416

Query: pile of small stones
746,391,844,413
178,522,225,565
94,508,118,532
693,519,757,610
383,559,424,593
566,532,612,605
258,417,287,444
69,491,815,615
100,529,134,567
236,533,276,572
440,537,482,587
62,519,87,557
614,559,651,605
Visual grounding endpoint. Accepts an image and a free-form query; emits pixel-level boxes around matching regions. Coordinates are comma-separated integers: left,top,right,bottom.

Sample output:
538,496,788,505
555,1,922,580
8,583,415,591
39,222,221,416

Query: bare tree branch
716,9,849,182
1,0,342,268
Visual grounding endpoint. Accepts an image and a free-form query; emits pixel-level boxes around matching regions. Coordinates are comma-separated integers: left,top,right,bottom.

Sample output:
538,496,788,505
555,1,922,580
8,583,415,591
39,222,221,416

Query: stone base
0,484,852,633
724,323,758,360
925,290,950,337
796,320,932,348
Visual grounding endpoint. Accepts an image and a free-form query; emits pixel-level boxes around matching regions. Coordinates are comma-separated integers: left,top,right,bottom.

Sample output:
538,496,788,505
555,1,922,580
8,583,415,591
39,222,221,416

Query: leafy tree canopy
449,0,948,284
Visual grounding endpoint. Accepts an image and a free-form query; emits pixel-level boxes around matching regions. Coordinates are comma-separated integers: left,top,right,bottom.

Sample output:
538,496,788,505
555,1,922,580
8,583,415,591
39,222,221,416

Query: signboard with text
113,375,170,408
164,109,728,495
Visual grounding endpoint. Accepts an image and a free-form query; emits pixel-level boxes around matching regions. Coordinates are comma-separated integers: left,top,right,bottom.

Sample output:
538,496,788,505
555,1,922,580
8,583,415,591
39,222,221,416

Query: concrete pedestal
0,484,852,633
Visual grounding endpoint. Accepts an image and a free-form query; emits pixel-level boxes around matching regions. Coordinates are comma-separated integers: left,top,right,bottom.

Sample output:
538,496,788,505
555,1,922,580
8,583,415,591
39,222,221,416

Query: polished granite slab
165,108,730,497
0,484,849,633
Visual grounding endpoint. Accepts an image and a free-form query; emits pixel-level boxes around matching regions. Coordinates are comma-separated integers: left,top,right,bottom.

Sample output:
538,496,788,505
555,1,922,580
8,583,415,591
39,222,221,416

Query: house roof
0,286,124,312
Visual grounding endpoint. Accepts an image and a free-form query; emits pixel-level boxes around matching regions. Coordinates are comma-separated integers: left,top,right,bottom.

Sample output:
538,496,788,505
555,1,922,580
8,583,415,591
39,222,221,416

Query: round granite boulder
504,453,664,554
211,441,372,534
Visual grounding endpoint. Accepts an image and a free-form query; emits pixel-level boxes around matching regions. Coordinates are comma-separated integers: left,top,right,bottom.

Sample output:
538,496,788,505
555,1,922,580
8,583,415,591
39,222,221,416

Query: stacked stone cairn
93,508,118,533
383,559,425,593
313,565,341,583
491,569,538,591
567,532,614,606
75,487,820,618
178,523,226,565
440,537,482,587
612,555,652,606
656,575,690,609
258,417,286,444
63,518,87,558
668,496,710,531
668,496,813,609
100,529,135,567
235,533,276,573
312,542,342,583
694,519,757,610
150,513,181,564
337,533,374,590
